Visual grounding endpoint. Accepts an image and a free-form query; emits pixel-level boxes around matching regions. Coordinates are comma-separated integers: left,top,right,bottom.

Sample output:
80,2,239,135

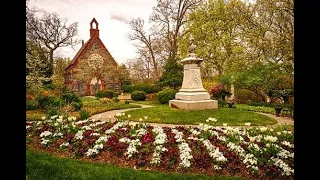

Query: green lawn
123,104,277,126
26,97,140,121
26,148,245,180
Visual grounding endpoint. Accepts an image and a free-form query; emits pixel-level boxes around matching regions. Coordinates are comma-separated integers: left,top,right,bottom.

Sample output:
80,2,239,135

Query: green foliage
26,100,39,110
122,85,134,93
37,96,65,109
124,100,130,104
122,84,159,94
46,106,60,117
157,58,183,90
95,90,117,99
157,88,177,104
79,110,90,120
112,97,120,103
42,83,57,90
60,91,83,111
131,91,147,101
99,98,114,105
72,101,83,111
218,100,227,108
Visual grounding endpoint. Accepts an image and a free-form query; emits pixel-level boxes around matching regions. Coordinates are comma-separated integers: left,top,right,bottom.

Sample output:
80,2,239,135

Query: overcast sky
28,0,157,65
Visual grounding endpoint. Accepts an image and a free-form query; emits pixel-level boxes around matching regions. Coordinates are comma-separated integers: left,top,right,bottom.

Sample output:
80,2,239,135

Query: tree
127,18,161,80
53,57,71,77
233,62,292,103
26,40,52,93
26,7,80,77
241,0,294,74
179,0,250,77
150,0,203,61
117,64,132,86
157,57,183,90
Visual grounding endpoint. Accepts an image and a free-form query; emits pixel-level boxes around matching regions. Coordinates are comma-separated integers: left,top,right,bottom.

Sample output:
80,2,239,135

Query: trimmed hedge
131,91,147,101
122,84,159,94
157,88,177,104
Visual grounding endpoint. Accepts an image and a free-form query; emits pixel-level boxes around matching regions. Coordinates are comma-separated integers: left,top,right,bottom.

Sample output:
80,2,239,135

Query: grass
26,148,245,180
26,97,141,121
123,104,277,126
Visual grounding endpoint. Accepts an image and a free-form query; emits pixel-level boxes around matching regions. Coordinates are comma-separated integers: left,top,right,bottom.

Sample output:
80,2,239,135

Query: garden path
89,103,294,128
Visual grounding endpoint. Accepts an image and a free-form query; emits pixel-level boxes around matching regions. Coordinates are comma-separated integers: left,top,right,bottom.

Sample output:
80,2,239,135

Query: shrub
60,92,82,111
26,94,34,101
147,93,157,101
122,84,158,94
95,90,107,98
47,107,60,117
122,85,133,93
37,95,65,109
42,83,57,90
112,97,120,103
157,88,177,104
131,91,147,101
124,100,130,104
72,101,83,111
218,100,227,108
61,92,80,104
79,110,90,120
99,98,114,105
26,100,39,110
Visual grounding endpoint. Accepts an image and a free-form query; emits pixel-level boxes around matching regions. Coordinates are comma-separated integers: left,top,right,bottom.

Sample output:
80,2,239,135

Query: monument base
169,99,218,110
175,92,211,101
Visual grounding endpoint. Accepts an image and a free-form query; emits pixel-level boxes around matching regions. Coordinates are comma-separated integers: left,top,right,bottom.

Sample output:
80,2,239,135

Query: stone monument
169,35,218,110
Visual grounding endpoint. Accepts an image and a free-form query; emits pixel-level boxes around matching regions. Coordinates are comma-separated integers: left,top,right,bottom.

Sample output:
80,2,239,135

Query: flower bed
26,115,294,180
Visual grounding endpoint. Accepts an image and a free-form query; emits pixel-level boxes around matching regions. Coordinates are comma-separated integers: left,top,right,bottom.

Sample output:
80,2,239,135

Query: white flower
50,115,58,119
128,115,131,118
139,118,143,122
54,123,59,126
144,116,148,120
277,132,282,135
115,113,122,117
260,127,268,132
264,135,278,143
121,113,125,116
245,123,251,126
60,142,69,148
40,131,52,138
41,116,46,120
108,115,112,119
223,123,228,127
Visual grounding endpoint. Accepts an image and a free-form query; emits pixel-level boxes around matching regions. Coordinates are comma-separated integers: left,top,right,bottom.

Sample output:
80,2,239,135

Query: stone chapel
64,18,120,96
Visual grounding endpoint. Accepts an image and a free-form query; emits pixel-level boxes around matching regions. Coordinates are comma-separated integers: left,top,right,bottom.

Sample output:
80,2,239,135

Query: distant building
64,18,120,96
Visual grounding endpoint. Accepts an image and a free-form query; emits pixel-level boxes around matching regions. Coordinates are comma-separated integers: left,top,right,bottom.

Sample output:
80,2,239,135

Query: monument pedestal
169,36,218,110
169,99,218,110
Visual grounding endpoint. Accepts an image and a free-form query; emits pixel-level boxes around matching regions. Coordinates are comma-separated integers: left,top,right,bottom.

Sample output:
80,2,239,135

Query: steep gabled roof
65,34,118,71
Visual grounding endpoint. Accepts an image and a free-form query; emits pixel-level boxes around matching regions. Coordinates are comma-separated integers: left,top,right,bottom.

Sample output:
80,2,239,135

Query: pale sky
29,0,157,65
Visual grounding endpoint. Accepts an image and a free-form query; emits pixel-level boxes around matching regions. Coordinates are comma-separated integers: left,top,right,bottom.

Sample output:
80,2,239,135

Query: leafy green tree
233,62,293,103
179,0,250,77
157,57,183,90
26,40,52,89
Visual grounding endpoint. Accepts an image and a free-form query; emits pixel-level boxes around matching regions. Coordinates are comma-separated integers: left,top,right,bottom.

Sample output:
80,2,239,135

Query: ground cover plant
26,115,293,180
